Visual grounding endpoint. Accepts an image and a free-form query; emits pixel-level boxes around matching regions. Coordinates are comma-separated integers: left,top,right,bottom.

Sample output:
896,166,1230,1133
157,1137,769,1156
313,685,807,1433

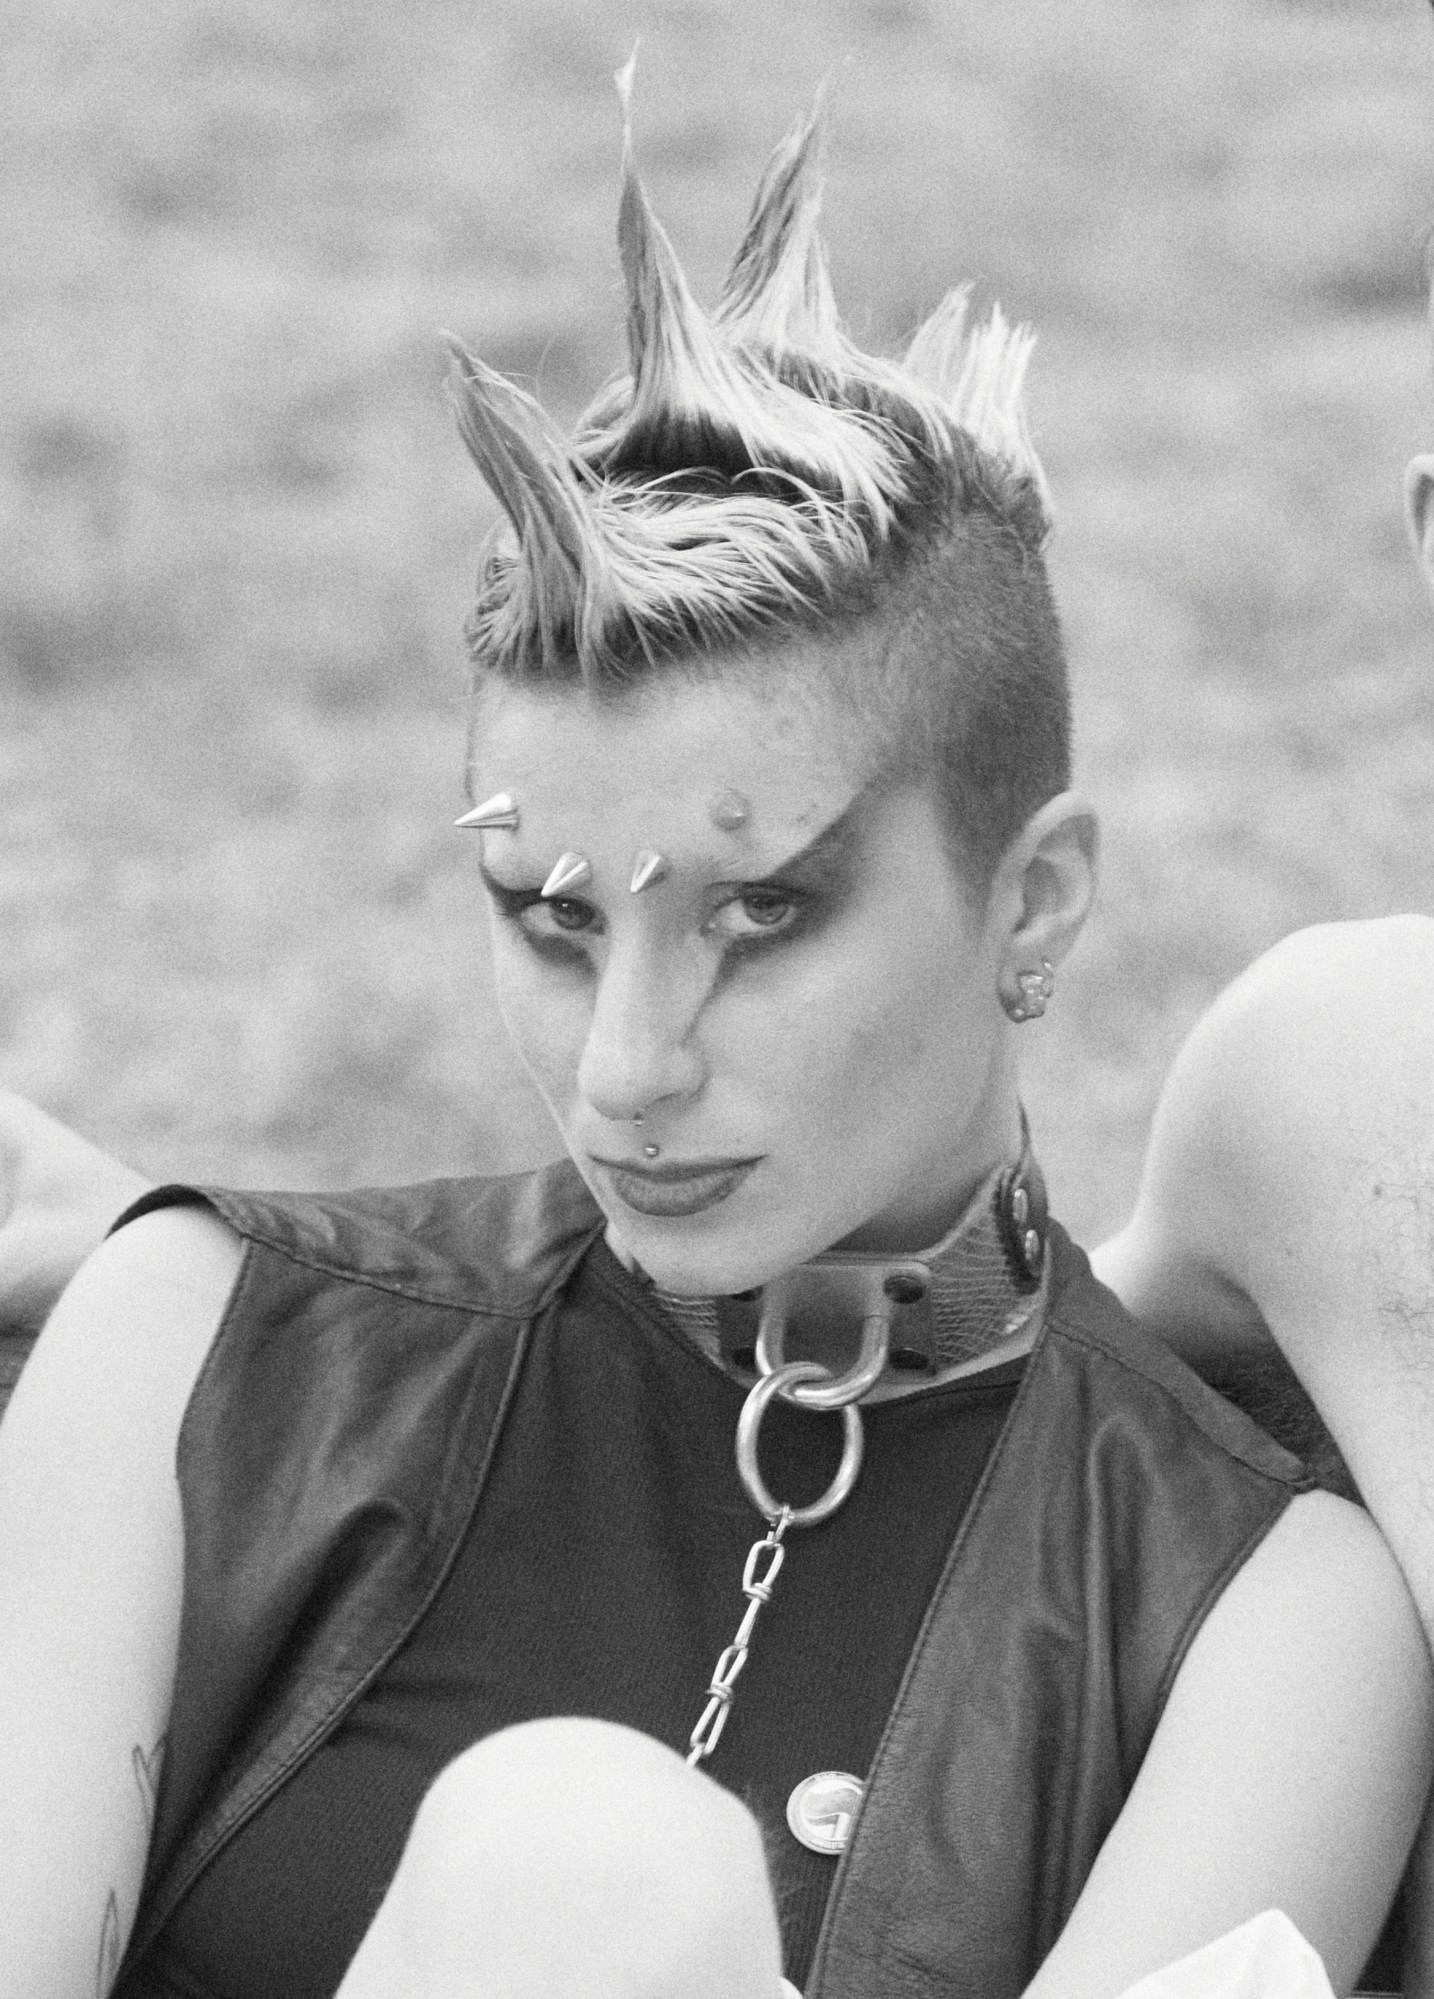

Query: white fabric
1114,1912,1336,1999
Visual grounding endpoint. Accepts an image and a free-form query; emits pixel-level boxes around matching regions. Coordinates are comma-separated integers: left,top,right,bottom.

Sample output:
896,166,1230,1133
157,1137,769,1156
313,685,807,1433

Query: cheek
488,936,590,1103
761,942,988,1127
718,965,927,1123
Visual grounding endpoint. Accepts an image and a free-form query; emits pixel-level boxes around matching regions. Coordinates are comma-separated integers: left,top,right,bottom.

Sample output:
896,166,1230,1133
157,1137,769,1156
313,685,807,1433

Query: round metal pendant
786,1770,865,1855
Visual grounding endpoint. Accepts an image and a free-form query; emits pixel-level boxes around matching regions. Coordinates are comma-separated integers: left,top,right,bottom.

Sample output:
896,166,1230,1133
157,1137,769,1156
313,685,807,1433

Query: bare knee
379,1719,783,1998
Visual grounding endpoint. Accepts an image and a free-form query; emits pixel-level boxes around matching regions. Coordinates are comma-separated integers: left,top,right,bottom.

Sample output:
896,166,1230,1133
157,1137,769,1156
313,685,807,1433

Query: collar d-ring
735,1361,865,1528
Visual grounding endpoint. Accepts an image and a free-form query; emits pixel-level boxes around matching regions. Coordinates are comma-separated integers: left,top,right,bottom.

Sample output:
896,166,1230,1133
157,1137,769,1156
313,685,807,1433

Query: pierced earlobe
1003,959,1055,1024
455,791,520,832
542,853,594,898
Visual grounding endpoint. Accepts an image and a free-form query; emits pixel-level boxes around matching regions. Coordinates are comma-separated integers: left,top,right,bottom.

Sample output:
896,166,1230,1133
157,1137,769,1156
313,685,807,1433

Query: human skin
333,1718,788,1999
0,1094,148,1342
0,652,1428,1999
1093,449,1434,1994
468,649,1095,1297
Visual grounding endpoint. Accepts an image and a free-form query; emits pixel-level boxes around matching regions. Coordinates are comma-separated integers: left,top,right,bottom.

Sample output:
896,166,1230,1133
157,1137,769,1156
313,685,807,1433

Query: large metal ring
756,1307,890,1411
735,1361,864,1529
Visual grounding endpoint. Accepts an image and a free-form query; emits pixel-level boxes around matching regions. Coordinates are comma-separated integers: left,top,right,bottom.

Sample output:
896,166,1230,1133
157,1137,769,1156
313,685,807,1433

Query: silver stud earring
630,850,670,894
455,791,520,831
709,790,750,832
1004,958,1055,1024
541,852,593,898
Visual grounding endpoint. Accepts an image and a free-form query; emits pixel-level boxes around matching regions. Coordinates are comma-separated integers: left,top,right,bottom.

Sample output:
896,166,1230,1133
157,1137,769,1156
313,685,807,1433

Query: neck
832,1076,1025,1257
633,1115,1046,1393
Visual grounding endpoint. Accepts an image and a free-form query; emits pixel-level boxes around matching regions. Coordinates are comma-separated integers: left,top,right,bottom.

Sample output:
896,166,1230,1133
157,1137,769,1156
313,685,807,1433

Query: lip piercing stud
455,791,520,831
541,852,593,898
630,850,670,894
710,790,750,832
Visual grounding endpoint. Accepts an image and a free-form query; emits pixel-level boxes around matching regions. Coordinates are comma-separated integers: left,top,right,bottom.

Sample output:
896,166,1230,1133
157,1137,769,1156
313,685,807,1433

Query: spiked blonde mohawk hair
447,66,1053,688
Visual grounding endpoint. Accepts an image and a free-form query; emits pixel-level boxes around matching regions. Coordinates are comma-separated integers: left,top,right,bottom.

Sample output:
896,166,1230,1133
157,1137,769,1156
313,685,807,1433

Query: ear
990,791,1099,1008
1404,454,1434,599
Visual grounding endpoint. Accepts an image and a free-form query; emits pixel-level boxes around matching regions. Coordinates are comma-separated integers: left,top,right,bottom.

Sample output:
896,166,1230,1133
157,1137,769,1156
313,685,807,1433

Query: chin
608,1200,851,1299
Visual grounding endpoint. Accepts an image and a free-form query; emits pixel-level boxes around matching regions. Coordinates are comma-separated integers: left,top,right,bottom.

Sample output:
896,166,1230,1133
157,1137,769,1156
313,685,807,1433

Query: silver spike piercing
1005,958,1056,1024
454,791,520,832
630,850,670,894
643,1144,661,1159
541,852,593,898
710,790,751,832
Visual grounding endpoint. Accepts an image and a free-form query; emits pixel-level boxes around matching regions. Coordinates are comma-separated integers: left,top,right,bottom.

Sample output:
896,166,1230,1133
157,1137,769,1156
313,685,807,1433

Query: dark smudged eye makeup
480,866,819,959
482,878,602,948
703,885,804,943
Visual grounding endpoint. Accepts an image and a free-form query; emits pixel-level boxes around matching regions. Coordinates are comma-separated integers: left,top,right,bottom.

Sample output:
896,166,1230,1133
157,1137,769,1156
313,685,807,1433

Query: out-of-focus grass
2,0,1432,1240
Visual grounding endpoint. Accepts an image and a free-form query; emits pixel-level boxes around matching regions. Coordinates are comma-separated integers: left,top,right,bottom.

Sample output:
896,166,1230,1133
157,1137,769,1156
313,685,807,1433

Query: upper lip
589,1154,762,1183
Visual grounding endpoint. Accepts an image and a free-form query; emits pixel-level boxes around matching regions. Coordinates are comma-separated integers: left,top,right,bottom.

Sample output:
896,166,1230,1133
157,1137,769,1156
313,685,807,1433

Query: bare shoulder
4,1201,244,1457
1169,914,1434,1163
1026,1487,1434,1999
1250,1485,1428,1631
1095,917,1434,1357
71,1197,245,1305
0,1089,154,1337
1190,1487,1433,1825
0,1203,244,1991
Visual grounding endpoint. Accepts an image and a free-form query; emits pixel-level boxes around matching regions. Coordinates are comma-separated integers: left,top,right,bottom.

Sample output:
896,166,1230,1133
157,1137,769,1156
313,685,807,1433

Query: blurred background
3,0,1433,1244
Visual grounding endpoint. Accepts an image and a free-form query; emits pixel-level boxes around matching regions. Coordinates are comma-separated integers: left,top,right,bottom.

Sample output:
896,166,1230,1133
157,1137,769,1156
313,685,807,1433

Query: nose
577,935,708,1124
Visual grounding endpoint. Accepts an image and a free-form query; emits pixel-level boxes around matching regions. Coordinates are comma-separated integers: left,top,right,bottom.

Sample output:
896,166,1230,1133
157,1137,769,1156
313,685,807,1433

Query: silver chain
685,1274,909,1768
686,1508,791,1767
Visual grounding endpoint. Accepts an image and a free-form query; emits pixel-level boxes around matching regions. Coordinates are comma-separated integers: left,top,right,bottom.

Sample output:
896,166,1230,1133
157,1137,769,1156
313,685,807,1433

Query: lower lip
601,1161,759,1218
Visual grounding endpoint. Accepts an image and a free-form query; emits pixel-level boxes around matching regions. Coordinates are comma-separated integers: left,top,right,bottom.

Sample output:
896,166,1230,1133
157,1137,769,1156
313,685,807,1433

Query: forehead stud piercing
630,849,670,894
541,852,593,898
1004,959,1056,1024
454,791,520,832
709,790,750,832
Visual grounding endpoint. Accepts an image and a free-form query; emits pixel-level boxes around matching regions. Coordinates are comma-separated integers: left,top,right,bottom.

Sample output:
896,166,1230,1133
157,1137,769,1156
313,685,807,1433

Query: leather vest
105,1164,1307,1999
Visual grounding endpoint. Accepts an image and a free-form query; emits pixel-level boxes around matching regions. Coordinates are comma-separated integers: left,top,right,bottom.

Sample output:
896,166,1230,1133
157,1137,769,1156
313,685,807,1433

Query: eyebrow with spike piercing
629,850,670,894
541,853,594,898
455,792,521,832
709,790,750,832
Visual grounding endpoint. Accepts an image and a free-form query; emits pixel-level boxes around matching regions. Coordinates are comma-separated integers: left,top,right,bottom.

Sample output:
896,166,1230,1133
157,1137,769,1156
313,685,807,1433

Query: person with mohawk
0,87,1427,1999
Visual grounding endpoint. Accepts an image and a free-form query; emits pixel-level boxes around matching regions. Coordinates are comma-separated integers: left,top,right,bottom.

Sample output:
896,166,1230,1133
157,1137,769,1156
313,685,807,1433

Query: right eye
519,896,598,938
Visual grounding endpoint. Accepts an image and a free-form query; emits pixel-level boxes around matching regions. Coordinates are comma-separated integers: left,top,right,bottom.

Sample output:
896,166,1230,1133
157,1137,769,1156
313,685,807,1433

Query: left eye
706,888,800,941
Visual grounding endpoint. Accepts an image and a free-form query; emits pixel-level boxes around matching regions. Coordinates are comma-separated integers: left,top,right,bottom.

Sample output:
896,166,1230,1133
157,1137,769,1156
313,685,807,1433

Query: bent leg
336,1717,785,1999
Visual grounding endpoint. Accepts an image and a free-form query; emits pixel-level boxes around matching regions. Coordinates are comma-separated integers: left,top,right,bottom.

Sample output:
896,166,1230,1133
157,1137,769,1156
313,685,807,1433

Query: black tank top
158,1240,1022,1996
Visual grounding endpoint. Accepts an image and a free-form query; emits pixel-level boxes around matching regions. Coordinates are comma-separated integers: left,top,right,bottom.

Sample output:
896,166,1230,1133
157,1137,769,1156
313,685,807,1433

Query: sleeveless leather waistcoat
108,1164,1308,1999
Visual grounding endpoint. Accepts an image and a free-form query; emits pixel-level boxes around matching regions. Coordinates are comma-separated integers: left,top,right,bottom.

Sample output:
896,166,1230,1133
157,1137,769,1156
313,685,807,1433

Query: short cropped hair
449,71,1071,879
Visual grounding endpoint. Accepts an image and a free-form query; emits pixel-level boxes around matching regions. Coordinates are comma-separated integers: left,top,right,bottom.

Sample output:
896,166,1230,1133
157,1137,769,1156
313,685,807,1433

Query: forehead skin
467,644,1022,1288
469,645,892,885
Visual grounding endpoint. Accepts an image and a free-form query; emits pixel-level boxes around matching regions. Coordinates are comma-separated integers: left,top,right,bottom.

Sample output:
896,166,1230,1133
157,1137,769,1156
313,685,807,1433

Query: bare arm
1027,1487,1434,1999
1094,916,1434,1621
0,1206,239,1997
1094,916,1434,1992
0,1092,153,1340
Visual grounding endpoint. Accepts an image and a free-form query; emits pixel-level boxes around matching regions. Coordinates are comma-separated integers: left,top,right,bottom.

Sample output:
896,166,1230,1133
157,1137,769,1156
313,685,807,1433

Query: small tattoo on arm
131,1735,166,1832
96,1891,121,1997
95,1735,167,1995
